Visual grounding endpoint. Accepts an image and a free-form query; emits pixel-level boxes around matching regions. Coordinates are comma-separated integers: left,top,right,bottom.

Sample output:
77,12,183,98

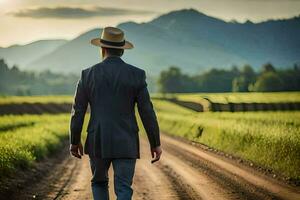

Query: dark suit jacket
69,56,160,158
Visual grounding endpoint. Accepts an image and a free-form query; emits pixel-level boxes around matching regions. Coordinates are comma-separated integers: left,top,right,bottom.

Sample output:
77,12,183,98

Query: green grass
0,114,68,177
151,99,300,180
0,115,43,132
1,92,300,105
0,114,90,180
1,94,299,181
154,91,300,104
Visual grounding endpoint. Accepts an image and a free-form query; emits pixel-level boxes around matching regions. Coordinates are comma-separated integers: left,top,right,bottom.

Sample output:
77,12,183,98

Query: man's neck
103,55,120,60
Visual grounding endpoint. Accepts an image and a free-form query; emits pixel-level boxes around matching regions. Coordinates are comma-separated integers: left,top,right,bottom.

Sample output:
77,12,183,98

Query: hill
0,40,67,70
1,9,299,75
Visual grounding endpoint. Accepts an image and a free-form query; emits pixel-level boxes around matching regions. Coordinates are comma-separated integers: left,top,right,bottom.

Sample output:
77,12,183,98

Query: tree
232,65,256,92
0,58,79,95
251,72,283,92
277,67,300,91
158,66,194,93
0,59,9,72
158,66,182,93
232,76,246,92
195,68,239,92
262,63,276,73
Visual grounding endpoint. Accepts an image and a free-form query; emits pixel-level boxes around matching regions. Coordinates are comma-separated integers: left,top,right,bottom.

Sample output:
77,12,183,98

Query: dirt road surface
11,133,300,200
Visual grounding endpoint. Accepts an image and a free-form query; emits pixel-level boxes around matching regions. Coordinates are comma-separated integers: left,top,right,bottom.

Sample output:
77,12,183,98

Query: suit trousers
89,156,136,200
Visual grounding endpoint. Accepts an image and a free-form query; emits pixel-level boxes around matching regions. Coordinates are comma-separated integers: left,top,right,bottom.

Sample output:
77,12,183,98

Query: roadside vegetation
0,114,68,178
0,115,37,131
1,94,299,183
150,99,300,181
0,113,90,181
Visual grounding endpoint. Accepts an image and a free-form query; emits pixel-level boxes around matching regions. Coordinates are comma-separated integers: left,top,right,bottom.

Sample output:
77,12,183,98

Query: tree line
158,63,300,93
0,59,78,95
1,58,299,96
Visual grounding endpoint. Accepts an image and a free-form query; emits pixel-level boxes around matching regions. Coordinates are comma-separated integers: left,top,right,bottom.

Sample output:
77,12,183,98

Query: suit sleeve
136,70,161,148
70,70,88,145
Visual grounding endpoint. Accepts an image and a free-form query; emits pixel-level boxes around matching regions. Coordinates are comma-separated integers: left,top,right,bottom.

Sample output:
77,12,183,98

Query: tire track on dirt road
57,138,181,200
10,138,180,200
8,142,93,200
160,133,300,200
9,134,300,200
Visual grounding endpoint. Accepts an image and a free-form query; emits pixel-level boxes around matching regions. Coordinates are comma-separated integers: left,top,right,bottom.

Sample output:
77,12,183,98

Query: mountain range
0,9,299,75
0,39,67,69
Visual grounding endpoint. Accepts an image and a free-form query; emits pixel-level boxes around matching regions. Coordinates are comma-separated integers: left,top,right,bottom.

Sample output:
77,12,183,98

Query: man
69,26,162,200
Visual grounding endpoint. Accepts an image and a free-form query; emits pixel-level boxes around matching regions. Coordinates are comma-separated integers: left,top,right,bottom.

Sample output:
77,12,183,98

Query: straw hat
91,27,134,49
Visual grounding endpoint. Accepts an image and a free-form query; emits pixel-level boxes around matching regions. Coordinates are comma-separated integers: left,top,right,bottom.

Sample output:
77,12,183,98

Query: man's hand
151,146,162,164
70,142,83,159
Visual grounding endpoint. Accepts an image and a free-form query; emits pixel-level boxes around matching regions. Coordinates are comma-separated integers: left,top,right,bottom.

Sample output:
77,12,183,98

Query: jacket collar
102,56,124,64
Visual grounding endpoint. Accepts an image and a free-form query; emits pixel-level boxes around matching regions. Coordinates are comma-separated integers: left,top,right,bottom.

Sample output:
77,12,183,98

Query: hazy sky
0,0,300,47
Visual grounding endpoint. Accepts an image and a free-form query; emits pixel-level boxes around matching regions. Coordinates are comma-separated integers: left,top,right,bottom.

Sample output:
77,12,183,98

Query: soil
0,103,72,115
2,134,300,200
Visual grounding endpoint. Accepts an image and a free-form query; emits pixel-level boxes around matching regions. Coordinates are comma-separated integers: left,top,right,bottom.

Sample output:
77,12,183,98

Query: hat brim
90,38,134,49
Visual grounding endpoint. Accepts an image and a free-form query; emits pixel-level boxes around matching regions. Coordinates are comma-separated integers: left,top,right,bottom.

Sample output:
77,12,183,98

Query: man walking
69,27,162,200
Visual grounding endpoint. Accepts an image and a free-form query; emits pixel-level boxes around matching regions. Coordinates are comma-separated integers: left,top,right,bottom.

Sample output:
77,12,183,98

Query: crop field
2,92,299,106
0,114,90,180
1,94,300,181
0,96,73,115
152,99,300,180
0,94,299,199
153,92,300,112
0,114,67,177
157,91,300,104
0,95,73,105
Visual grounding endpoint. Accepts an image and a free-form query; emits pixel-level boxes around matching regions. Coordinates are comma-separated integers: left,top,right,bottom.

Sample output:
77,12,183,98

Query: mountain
149,9,300,69
0,39,68,70
1,9,300,75
28,29,101,73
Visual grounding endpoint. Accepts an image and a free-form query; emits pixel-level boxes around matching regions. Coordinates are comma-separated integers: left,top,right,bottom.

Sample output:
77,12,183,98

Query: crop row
0,95,73,105
168,91,300,104
1,92,300,106
150,99,300,180
0,114,76,179
0,115,39,132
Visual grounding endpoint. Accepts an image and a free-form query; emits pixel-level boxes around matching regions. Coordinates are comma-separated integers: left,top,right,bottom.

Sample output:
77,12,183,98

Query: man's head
101,47,124,59
91,27,133,60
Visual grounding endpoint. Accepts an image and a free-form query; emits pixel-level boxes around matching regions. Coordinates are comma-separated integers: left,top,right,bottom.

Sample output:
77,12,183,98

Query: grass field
0,114,90,181
154,91,300,104
0,114,68,177
1,92,299,105
151,99,300,180
1,94,299,182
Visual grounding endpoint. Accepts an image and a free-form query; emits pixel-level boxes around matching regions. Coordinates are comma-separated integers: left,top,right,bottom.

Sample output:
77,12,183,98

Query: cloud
9,6,155,19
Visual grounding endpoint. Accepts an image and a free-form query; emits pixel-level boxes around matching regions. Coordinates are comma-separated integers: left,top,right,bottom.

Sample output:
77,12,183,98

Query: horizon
1,0,300,47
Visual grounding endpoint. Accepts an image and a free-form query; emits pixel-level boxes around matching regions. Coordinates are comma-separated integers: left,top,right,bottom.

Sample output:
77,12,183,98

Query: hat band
100,39,125,47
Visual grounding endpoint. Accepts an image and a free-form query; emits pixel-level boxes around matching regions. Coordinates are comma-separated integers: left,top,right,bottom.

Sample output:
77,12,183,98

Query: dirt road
12,133,300,200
